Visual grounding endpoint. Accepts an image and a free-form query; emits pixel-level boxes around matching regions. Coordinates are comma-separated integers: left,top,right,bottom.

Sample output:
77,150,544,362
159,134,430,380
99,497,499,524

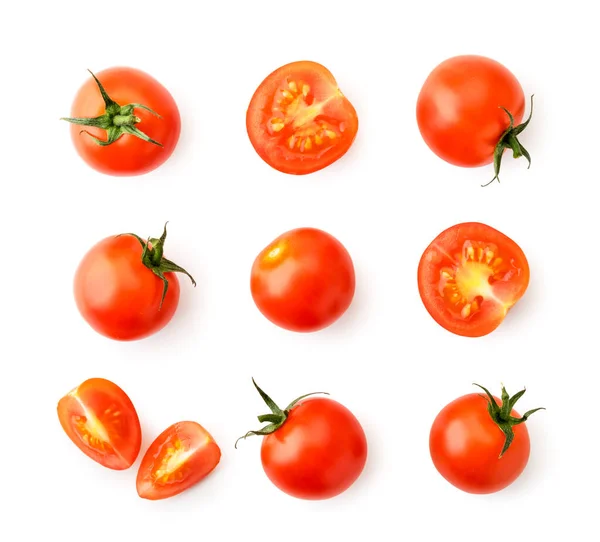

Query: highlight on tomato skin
246,60,359,175
417,222,530,337
57,378,142,470
136,421,221,501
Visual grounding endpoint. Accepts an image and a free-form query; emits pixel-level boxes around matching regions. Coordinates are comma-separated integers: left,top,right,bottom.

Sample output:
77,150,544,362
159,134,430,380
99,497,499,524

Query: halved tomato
246,60,358,174
417,223,530,337
57,378,142,470
136,421,221,500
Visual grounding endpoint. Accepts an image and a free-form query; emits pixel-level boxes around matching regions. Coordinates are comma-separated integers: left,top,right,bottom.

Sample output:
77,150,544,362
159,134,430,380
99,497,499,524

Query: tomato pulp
417,222,529,337
57,378,141,470
250,227,355,332
247,61,358,174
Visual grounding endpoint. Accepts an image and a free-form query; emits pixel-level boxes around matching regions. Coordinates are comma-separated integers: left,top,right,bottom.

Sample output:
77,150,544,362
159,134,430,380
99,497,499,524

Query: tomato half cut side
246,61,358,175
136,421,221,500
57,378,142,470
417,222,530,337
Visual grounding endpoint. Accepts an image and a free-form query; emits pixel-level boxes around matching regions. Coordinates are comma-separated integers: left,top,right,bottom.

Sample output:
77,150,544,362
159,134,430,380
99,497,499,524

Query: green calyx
234,378,328,448
483,94,535,187
61,70,163,147
119,222,196,309
474,383,544,458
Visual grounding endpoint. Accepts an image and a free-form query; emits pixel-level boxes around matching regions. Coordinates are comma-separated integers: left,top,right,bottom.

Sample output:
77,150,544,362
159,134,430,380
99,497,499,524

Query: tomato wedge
57,378,141,470
417,222,530,337
246,61,358,174
136,421,221,500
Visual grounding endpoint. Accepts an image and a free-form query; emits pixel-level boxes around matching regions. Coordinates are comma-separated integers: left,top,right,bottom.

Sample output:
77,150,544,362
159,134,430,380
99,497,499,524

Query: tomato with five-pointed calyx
74,223,196,341
57,378,142,470
62,67,181,176
416,55,533,186
236,379,368,500
250,227,355,332
246,61,358,174
430,384,544,494
417,222,529,337
136,421,221,500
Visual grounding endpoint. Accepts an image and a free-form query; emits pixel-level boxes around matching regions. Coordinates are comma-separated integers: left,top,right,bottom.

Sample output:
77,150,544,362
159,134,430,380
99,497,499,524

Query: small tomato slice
57,378,141,470
417,222,529,337
136,421,221,500
246,60,358,174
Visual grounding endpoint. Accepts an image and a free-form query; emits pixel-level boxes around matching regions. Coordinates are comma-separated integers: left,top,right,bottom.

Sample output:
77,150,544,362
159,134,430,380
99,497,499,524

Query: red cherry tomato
416,55,533,185
429,384,544,494
246,60,359,174
250,227,355,332
57,378,141,470
237,380,367,500
74,224,195,341
417,222,530,337
63,67,181,176
136,421,221,500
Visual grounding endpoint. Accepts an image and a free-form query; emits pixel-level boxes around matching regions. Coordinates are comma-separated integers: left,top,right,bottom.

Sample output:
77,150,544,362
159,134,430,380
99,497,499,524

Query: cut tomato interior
417,222,530,337
136,421,221,500
57,378,142,470
246,60,358,175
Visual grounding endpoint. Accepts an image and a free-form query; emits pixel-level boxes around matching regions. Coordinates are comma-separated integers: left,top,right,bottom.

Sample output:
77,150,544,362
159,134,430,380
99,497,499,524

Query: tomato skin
250,227,355,332
74,234,180,341
417,55,525,167
69,67,181,176
136,421,221,501
417,222,529,337
246,60,358,174
430,393,530,494
261,398,367,500
57,378,141,470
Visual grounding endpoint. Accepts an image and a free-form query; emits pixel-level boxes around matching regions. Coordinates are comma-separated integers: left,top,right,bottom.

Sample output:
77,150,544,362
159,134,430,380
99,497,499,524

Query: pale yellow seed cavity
461,304,471,318
288,81,297,92
302,84,310,97
325,130,336,139
304,137,312,150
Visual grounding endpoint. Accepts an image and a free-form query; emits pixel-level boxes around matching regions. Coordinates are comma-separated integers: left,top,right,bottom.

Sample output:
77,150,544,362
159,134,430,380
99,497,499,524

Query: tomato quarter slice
136,421,221,500
417,222,529,337
246,61,358,174
57,378,142,470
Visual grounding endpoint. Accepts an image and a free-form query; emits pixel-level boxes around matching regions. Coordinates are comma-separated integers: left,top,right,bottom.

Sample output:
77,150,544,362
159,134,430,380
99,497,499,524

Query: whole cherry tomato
236,379,368,500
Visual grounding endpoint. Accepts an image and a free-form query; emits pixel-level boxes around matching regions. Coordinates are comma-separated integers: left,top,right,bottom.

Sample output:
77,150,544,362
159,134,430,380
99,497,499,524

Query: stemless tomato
430,384,544,494
417,222,529,337
416,55,533,185
236,380,367,500
246,60,358,174
250,227,355,332
136,421,221,500
74,223,195,341
62,67,181,176
57,378,141,470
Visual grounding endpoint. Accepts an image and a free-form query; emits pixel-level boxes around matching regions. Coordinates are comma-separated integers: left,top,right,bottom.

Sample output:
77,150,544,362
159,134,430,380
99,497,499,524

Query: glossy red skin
417,222,530,338
57,378,141,470
136,421,221,500
417,55,525,167
74,234,180,341
69,67,181,176
246,60,358,175
430,393,531,494
250,227,355,332
261,397,367,500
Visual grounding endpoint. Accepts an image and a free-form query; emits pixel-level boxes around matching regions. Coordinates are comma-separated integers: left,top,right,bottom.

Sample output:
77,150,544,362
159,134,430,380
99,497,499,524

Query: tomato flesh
416,55,525,167
430,393,530,494
136,421,221,500
246,61,358,174
418,222,529,337
57,378,141,470
74,234,180,341
261,398,367,500
250,227,355,332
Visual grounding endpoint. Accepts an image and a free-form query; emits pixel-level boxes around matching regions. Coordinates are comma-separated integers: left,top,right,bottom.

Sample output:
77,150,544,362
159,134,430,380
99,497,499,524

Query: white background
2,0,597,540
